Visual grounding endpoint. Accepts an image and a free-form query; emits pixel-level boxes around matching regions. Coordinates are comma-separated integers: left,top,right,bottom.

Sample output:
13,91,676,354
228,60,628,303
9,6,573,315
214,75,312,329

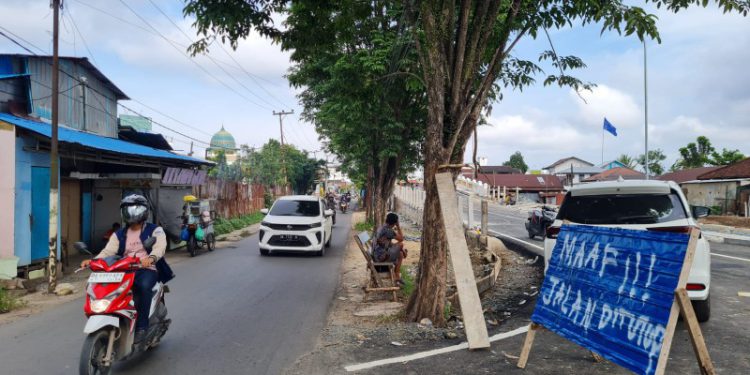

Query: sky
0,1,748,172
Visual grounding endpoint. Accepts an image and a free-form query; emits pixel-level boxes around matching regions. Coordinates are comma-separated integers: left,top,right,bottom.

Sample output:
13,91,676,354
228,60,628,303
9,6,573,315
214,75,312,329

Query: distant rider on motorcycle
80,194,174,345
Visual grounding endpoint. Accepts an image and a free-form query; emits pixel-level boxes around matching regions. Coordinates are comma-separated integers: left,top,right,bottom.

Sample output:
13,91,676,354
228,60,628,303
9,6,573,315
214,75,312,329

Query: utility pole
80,76,87,131
48,0,61,293
273,110,294,190
188,141,194,157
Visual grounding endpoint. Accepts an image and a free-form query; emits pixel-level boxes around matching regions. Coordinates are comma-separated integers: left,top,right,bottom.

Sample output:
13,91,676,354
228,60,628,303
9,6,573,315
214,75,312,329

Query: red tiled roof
472,174,564,191
697,158,750,180
656,166,720,183
583,167,645,182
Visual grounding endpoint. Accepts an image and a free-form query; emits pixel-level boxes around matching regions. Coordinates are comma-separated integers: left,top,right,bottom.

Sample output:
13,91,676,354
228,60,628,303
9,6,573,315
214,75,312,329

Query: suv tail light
546,226,560,239
686,283,706,291
646,226,695,234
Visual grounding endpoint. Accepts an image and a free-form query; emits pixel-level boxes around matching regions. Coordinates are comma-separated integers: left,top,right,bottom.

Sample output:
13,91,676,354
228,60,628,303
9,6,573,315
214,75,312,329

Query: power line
117,0,272,110
63,8,98,66
0,25,47,54
0,23,212,154
0,29,38,55
146,0,282,109
127,98,213,137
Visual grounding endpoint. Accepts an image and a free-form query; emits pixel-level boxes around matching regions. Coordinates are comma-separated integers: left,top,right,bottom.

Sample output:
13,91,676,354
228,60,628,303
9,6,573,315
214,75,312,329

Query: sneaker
134,330,147,344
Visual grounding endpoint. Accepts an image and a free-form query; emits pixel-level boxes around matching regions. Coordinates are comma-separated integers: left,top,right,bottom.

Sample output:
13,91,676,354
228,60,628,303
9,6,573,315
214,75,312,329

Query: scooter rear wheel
188,237,197,257
79,329,112,375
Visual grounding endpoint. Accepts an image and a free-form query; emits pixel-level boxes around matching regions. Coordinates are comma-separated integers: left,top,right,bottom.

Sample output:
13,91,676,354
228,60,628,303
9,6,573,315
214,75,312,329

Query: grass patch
0,288,24,313
354,220,374,233
400,266,415,299
443,302,453,320
376,309,406,324
214,212,265,236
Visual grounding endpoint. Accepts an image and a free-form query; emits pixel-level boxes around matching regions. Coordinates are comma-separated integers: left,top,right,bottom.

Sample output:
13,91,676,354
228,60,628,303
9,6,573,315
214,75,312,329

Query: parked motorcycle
75,239,170,375
525,206,557,239
181,196,216,257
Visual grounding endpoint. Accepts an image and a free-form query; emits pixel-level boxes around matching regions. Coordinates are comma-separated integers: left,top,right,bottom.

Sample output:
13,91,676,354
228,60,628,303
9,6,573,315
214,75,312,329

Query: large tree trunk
405,157,449,325
373,156,401,230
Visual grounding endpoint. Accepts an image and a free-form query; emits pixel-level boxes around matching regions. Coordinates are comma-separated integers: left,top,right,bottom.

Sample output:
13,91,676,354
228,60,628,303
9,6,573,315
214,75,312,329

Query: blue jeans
133,269,158,332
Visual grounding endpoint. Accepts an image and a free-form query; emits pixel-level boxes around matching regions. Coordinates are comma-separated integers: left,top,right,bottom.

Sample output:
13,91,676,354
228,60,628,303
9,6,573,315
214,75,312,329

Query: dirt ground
285,211,544,375
700,215,750,229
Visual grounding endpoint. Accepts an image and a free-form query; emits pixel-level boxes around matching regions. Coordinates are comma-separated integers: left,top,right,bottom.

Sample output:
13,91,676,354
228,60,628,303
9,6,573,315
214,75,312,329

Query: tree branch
448,0,523,155
449,0,472,118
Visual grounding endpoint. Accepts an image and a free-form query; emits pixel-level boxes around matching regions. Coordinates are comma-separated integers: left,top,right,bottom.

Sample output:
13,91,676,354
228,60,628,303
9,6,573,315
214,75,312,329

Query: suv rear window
557,193,688,225
270,200,320,217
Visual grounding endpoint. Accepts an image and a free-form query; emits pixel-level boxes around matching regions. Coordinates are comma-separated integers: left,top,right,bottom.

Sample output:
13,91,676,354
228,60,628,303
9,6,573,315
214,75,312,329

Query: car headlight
309,222,322,228
91,299,111,313
261,221,271,227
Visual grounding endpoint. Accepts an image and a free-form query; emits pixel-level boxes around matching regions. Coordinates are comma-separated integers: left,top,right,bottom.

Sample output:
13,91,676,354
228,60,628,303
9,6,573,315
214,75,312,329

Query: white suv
544,179,712,322
258,195,334,256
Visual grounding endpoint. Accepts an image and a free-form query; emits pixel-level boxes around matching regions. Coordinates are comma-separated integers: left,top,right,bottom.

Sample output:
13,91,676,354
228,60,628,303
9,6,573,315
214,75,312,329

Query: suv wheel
692,294,710,322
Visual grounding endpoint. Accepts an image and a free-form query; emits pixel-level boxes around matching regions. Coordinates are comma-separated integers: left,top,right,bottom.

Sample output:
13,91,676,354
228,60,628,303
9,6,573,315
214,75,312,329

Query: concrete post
468,193,474,229
481,200,488,236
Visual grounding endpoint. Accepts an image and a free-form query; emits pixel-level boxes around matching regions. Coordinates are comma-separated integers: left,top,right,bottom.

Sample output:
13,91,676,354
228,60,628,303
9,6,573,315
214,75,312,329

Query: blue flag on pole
603,118,618,136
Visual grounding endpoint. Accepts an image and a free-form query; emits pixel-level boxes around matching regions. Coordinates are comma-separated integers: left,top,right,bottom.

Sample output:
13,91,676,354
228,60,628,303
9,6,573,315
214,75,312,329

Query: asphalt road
0,213,352,375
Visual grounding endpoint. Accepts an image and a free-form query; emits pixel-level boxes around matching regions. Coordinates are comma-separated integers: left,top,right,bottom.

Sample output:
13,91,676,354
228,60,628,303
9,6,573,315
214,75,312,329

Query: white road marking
343,325,529,372
738,292,750,298
711,252,750,263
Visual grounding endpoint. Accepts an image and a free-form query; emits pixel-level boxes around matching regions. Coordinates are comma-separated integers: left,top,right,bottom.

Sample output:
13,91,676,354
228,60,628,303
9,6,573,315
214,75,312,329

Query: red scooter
75,240,170,375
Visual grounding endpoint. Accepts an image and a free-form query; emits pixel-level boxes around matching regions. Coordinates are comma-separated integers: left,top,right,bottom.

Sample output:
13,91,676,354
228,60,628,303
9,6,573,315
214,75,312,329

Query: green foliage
207,149,244,181
354,220,375,233
675,136,715,169
245,140,324,194
0,288,23,313
710,148,746,166
400,267,415,299
616,154,637,169
213,212,265,236
502,151,529,173
709,205,723,216
637,149,667,176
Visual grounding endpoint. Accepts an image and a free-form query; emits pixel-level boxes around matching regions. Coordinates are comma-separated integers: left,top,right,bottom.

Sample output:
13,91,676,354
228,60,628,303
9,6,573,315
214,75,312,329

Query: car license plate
280,235,298,241
88,272,124,284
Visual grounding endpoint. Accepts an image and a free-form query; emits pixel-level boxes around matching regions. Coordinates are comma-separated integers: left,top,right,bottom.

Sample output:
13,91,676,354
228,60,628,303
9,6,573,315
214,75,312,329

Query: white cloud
574,85,641,129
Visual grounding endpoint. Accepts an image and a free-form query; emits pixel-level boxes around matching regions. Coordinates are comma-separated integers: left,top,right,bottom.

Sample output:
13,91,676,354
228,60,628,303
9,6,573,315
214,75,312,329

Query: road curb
703,230,750,246
489,230,544,258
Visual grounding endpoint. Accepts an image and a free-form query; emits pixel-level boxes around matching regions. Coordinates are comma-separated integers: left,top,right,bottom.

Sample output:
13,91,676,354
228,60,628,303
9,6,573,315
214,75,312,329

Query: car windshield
269,200,320,217
557,193,688,225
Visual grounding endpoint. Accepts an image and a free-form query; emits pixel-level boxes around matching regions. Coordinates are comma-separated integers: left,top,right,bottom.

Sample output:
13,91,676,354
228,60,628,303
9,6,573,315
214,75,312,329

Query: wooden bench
354,231,400,302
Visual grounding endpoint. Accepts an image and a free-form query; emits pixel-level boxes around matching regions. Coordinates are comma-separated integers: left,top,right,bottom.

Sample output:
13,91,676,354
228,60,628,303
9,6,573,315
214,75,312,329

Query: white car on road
258,195,334,256
544,179,712,322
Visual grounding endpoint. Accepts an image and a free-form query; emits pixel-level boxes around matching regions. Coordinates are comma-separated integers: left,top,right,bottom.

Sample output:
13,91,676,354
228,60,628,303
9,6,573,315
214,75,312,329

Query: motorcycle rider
80,194,174,346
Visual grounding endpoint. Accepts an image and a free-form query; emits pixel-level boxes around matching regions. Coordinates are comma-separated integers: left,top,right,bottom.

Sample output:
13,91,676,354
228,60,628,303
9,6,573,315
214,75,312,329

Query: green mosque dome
210,126,236,153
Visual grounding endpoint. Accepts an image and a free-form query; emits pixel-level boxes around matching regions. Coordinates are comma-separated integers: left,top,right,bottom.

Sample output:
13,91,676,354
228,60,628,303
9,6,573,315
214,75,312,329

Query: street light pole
47,0,61,293
643,40,650,180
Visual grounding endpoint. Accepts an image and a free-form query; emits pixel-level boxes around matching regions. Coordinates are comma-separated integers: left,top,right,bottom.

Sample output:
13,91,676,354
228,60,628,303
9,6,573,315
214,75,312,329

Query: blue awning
0,113,211,165
0,73,30,80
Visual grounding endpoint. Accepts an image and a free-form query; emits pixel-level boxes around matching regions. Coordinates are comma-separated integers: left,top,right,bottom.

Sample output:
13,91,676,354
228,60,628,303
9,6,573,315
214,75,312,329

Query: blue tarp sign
530,225,691,375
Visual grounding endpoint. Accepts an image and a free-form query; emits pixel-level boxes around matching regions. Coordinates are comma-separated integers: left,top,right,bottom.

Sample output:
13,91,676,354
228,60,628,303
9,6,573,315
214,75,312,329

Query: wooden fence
192,178,266,219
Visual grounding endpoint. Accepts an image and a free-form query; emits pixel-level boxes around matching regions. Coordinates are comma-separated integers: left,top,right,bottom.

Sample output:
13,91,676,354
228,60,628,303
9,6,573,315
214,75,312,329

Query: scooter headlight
90,299,111,313
104,279,131,300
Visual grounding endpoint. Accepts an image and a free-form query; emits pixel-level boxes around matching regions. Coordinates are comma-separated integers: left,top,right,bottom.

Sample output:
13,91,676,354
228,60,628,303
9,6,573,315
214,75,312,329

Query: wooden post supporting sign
435,172,490,350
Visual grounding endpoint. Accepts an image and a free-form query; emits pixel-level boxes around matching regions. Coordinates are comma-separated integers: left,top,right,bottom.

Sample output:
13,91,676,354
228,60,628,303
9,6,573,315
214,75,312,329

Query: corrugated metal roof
698,158,750,180
0,113,210,165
